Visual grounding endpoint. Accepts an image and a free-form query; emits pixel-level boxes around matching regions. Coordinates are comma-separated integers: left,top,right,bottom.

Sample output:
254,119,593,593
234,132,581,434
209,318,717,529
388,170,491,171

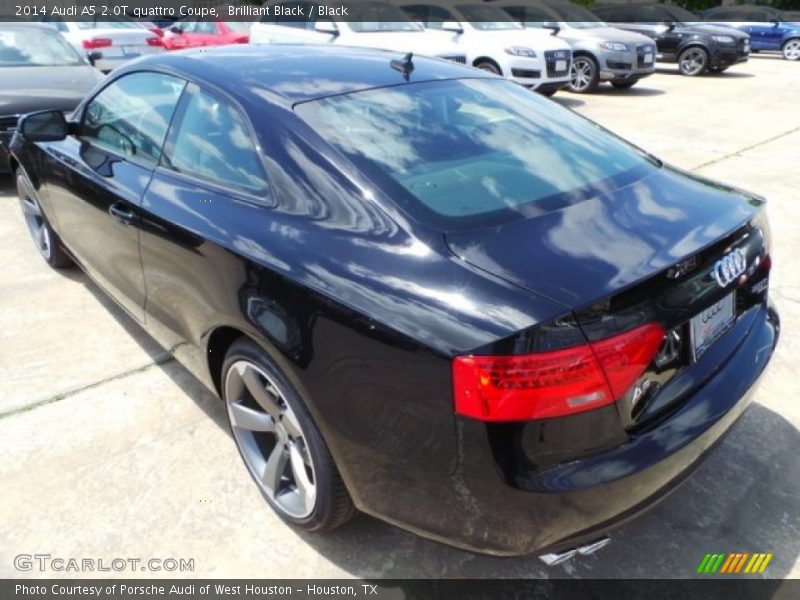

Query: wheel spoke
35,225,46,249
282,409,302,439
261,444,288,493
229,402,275,433
241,366,281,418
21,198,41,216
289,443,315,512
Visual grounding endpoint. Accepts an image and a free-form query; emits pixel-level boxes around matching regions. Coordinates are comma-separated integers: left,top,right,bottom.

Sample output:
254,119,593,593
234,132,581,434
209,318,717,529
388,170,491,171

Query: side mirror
314,20,339,36
771,19,780,27
19,110,68,142
442,21,464,34
665,21,676,32
543,22,561,35
87,50,102,66
169,24,183,34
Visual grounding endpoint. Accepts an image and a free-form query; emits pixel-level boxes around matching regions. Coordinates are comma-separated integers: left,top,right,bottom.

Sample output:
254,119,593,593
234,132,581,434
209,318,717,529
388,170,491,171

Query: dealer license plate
555,60,567,71
690,293,735,359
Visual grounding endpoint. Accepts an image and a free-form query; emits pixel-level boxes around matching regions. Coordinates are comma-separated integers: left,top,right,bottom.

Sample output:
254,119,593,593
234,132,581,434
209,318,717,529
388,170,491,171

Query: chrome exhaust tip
538,548,577,566
539,537,611,566
577,536,611,555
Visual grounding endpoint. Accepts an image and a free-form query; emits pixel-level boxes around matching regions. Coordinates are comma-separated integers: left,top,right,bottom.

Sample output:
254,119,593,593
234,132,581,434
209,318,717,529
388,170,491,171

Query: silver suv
496,0,658,93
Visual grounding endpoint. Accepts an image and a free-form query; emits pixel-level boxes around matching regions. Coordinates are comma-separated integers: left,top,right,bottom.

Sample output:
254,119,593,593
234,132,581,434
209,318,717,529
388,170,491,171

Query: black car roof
134,44,491,105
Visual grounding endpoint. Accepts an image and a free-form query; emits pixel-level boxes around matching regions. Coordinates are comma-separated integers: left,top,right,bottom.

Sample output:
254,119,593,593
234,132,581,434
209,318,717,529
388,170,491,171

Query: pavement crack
692,126,800,171
0,354,174,421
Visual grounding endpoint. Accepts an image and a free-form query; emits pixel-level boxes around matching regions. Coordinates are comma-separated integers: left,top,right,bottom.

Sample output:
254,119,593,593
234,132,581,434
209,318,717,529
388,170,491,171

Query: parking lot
1,54,798,579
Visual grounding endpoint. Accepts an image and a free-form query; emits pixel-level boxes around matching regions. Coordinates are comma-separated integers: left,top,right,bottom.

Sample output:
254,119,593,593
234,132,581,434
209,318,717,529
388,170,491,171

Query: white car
396,1,573,95
250,0,467,64
40,19,165,73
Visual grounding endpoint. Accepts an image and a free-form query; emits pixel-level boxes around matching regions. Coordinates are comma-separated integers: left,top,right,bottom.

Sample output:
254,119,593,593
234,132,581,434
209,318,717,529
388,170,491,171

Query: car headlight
711,35,735,43
505,46,537,57
599,42,628,51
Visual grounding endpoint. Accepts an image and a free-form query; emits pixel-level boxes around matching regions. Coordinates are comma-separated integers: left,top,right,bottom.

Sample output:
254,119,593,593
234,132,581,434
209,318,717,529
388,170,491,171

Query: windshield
345,2,423,32
551,4,606,28
297,79,655,231
456,5,523,30
0,28,85,66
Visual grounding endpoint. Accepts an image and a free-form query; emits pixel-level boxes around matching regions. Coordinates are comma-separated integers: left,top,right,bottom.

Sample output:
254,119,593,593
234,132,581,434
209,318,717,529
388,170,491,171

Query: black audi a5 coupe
10,45,778,557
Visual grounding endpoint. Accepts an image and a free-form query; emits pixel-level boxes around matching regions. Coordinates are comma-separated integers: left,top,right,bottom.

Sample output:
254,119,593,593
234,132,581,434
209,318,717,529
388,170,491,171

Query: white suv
397,1,573,95
250,1,467,64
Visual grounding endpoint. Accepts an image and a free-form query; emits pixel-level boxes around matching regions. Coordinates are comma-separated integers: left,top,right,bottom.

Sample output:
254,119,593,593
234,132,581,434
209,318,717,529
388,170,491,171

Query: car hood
565,26,656,45
445,166,761,307
342,31,463,57
0,66,103,116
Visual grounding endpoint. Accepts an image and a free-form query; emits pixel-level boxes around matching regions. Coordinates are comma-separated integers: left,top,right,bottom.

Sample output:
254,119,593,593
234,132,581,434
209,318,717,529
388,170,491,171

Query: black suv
593,3,751,75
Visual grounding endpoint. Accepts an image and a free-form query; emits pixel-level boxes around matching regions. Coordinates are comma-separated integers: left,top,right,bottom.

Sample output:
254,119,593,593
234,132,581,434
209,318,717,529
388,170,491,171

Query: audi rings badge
712,248,747,288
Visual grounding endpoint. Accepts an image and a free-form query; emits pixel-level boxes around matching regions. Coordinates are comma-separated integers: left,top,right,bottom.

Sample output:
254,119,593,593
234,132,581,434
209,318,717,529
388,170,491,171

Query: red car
162,21,251,50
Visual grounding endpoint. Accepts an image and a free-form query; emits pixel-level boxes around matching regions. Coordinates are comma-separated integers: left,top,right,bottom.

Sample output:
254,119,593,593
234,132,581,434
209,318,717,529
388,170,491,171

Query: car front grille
511,68,541,79
545,50,571,78
636,45,656,68
0,115,19,134
441,55,466,64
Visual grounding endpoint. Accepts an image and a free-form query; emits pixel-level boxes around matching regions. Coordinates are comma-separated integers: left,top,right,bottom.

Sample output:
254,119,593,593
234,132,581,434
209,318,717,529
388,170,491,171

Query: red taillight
146,37,163,47
82,38,112,49
453,323,665,421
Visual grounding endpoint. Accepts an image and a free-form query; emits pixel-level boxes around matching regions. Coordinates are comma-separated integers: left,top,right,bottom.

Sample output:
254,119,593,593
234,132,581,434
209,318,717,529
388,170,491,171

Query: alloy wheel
224,360,316,519
783,39,800,61
19,190,51,261
679,48,707,76
569,58,594,92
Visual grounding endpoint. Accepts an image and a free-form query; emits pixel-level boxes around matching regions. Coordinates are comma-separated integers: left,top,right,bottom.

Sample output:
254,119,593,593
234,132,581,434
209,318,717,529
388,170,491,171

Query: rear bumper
360,301,779,556
534,80,569,95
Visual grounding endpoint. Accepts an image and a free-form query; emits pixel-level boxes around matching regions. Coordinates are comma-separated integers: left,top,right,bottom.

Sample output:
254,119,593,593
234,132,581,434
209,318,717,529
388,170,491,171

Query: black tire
708,66,729,73
474,59,501,75
538,88,557,97
568,55,600,93
16,169,73,269
678,47,709,76
611,79,639,89
222,337,355,532
782,38,800,61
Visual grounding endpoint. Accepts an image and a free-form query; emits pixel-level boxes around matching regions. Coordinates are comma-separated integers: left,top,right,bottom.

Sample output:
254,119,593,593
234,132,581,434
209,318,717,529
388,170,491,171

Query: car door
42,72,186,321
138,83,272,356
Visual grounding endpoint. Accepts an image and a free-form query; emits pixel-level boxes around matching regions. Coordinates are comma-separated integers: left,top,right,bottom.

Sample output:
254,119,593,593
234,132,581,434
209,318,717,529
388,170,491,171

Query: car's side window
162,87,269,197
522,6,554,27
400,5,429,25
81,72,186,166
192,21,219,34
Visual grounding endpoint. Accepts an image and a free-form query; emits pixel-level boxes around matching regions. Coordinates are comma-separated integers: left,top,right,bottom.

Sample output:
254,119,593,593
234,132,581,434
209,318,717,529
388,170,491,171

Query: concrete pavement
1,54,798,579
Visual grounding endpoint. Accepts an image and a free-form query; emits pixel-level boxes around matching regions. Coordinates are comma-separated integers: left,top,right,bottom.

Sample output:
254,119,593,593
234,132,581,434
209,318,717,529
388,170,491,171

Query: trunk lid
446,166,760,309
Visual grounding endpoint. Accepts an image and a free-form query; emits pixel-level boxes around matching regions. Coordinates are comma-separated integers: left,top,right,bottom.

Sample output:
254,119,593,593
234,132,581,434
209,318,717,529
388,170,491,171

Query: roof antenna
390,53,414,81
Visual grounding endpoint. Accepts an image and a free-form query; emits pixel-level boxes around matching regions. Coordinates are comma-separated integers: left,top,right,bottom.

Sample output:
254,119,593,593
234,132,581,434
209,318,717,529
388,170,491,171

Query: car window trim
159,82,275,207
76,70,188,171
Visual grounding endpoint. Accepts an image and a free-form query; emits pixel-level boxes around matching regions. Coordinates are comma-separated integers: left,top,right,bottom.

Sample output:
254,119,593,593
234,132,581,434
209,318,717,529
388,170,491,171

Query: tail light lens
453,323,665,421
82,38,112,49
146,37,163,47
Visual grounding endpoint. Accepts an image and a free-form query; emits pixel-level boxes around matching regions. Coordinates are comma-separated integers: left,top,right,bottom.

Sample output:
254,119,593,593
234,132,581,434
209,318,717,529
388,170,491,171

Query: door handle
109,203,136,225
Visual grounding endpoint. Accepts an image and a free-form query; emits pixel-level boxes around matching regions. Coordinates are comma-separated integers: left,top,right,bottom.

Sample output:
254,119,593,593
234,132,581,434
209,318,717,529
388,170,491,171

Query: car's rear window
296,79,656,231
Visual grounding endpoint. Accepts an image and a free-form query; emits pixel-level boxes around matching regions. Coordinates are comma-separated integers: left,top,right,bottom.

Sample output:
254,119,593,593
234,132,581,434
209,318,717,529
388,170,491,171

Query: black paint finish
10,45,779,555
